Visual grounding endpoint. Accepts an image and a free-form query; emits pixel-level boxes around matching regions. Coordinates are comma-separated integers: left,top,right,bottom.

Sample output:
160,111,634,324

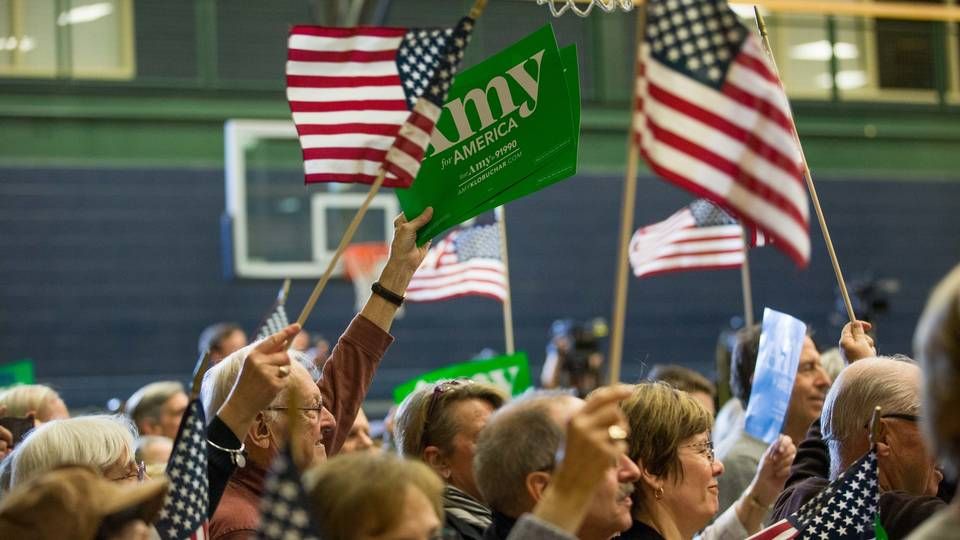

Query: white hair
200,342,255,425
821,356,919,478
200,340,304,426
9,414,137,488
0,385,61,418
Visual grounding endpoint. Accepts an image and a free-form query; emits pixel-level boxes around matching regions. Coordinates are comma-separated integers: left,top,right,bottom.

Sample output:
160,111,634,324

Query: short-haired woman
620,383,795,540
394,379,508,540
0,384,69,423
7,415,141,489
306,452,446,540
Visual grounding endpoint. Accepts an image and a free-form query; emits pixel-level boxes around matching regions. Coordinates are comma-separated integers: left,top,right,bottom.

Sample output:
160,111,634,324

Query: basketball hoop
536,0,634,17
343,243,401,316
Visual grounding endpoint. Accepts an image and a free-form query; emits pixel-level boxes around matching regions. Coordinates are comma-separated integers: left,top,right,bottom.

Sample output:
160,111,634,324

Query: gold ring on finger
608,425,627,441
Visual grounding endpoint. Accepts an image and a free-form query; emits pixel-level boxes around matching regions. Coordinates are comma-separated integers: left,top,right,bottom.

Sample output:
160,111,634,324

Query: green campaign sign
392,352,532,404
398,25,580,243
466,44,580,217
0,359,35,387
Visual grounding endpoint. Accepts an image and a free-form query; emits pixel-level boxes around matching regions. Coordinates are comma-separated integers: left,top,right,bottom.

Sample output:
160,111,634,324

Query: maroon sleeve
318,314,394,454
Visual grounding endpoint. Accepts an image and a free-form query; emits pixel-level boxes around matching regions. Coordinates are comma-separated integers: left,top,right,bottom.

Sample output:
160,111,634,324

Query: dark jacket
618,520,666,540
483,510,518,540
772,421,945,539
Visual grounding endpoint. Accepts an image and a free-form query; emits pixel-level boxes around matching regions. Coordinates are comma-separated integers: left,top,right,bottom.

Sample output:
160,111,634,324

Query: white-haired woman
0,384,69,423
7,415,141,489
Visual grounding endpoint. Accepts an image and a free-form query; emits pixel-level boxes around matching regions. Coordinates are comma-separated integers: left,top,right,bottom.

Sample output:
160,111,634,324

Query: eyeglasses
679,440,715,463
109,461,146,483
882,413,920,423
265,404,325,423
420,379,473,452
861,412,921,430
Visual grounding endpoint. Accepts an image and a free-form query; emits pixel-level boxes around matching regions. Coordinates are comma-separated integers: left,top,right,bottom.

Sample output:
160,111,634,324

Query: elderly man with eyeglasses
771,322,946,538
201,209,435,540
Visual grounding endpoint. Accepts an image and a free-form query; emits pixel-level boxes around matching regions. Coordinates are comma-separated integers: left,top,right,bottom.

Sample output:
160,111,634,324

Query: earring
655,486,664,500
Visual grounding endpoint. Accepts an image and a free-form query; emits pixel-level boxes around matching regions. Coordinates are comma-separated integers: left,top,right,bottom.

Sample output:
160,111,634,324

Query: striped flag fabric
630,199,764,278
407,212,508,303
749,449,884,540
286,16,475,188
156,399,209,540
255,280,291,341
634,0,810,267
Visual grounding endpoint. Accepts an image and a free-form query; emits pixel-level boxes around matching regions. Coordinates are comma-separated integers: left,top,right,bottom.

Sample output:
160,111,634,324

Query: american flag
635,0,810,267
286,16,475,188
407,212,508,302
749,450,883,540
255,447,321,540
630,199,764,278
255,280,291,341
156,400,209,540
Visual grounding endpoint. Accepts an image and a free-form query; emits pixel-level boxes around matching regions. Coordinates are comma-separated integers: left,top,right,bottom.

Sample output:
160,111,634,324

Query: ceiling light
791,40,859,61
815,70,867,89
57,3,113,26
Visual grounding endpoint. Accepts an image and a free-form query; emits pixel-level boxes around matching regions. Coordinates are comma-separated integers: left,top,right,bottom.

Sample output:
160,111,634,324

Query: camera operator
540,319,606,398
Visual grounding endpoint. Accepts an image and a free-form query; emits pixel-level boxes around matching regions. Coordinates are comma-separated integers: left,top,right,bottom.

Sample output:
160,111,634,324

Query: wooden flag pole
190,349,213,400
739,228,755,328
754,7,857,324
294,0,492,332
295,171,386,330
608,6,647,385
495,206,516,355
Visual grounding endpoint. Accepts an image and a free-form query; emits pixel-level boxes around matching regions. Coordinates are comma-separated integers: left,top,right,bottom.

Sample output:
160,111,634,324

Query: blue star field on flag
156,399,209,540
255,447,321,540
396,18,474,108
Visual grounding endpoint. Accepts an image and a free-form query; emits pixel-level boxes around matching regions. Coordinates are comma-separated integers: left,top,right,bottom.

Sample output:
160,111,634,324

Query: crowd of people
0,208,959,540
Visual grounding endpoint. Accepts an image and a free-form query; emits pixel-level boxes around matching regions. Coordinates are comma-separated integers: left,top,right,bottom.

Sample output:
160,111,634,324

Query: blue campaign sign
744,308,807,444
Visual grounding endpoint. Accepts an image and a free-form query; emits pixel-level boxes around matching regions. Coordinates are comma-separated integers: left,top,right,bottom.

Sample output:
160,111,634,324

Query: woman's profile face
663,431,724,529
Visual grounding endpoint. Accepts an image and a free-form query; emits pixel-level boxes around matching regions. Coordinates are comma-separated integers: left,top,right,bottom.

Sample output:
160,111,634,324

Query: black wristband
371,281,404,306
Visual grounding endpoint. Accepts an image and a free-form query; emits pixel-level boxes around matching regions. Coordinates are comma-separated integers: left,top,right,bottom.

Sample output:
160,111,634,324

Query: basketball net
536,0,634,17
343,242,404,317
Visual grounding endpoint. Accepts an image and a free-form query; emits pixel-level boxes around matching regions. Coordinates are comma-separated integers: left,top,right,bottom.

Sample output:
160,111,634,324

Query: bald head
821,356,919,477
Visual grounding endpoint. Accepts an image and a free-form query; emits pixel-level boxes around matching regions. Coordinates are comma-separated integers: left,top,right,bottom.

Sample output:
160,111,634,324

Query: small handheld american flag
630,199,764,279
286,15,476,188
155,400,209,540
255,447,321,540
749,449,885,540
255,279,292,341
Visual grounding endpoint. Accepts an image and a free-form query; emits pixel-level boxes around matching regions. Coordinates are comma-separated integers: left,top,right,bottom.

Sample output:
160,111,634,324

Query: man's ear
524,471,552,504
422,446,450,479
874,419,892,457
249,412,273,449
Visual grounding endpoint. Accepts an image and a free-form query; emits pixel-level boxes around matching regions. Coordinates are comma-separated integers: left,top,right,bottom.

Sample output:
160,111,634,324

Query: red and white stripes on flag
407,214,508,303
634,0,810,267
286,18,473,188
630,199,760,278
